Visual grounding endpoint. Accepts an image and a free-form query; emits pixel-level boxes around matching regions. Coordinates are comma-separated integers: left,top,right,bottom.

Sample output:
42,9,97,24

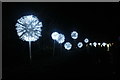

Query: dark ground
3,44,120,79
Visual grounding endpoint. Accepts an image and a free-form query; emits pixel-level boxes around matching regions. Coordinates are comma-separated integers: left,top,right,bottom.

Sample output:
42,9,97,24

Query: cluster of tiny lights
77,42,83,48
64,42,72,50
15,15,42,42
71,31,78,39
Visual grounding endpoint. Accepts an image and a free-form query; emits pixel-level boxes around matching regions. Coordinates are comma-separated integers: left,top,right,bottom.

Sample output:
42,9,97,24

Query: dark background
2,2,120,79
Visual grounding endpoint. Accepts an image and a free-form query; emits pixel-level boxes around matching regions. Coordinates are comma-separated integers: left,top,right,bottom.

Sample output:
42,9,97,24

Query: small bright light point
102,42,106,47
77,42,83,48
93,42,97,47
15,15,42,42
56,33,65,44
64,42,72,50
51,32,59,40
71,31,78,39
84,38,89,43
98,43,101,46
89,43,92,46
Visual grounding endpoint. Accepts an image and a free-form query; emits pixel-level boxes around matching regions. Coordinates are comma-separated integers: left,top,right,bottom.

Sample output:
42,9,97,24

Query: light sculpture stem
53,40,55,56
60,44,62,56
29,41,32,61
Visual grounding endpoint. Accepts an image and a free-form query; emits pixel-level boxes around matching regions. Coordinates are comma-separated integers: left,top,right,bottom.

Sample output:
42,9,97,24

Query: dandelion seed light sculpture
77,42,83,48
56,33,65,44
15,15,43,60
51,32,59,40
64,42,72,50
51,32,59,56
71,31,78,39
84,38,89,43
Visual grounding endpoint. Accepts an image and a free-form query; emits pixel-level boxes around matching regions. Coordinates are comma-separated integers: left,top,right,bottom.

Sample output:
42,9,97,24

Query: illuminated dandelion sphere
84,38,89,43
15,15,42,42
71,31,78,39
51,32,59,40
56,33,65,44
64,42,72,50
77,42,83,48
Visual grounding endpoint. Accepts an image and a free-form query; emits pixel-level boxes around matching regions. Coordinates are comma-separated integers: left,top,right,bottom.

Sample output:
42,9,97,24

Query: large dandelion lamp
15,15,43,61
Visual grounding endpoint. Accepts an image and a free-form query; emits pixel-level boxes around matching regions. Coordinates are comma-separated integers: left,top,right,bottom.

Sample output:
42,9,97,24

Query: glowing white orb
56,33,65,44
64,42,72,50
71,31,78,39
84,38,89,43
15,15,42,42
93,42,97,47
77,42,83,48
98,43,101,46
89,43,92,46
51,32,59,40
102,42,106,47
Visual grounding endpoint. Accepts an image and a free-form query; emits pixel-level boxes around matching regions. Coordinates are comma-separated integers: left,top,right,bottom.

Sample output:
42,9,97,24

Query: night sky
2,2,120,79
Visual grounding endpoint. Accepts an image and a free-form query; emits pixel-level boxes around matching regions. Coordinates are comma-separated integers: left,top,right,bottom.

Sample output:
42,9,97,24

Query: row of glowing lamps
15,15,114,60
51,31,114,51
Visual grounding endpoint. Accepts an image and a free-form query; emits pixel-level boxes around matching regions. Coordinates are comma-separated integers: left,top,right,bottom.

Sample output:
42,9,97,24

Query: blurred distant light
98,43,101,46
89,43,92,46
77,42,83,48
84,38,89,43
86,44,88,47
107,44,110,51
102,42,106,47
51,32,59,40
93,42,97,47
64,42,72,50
109,43,112,47
56,33,65,44
112,43,114,45
71,31,78,39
